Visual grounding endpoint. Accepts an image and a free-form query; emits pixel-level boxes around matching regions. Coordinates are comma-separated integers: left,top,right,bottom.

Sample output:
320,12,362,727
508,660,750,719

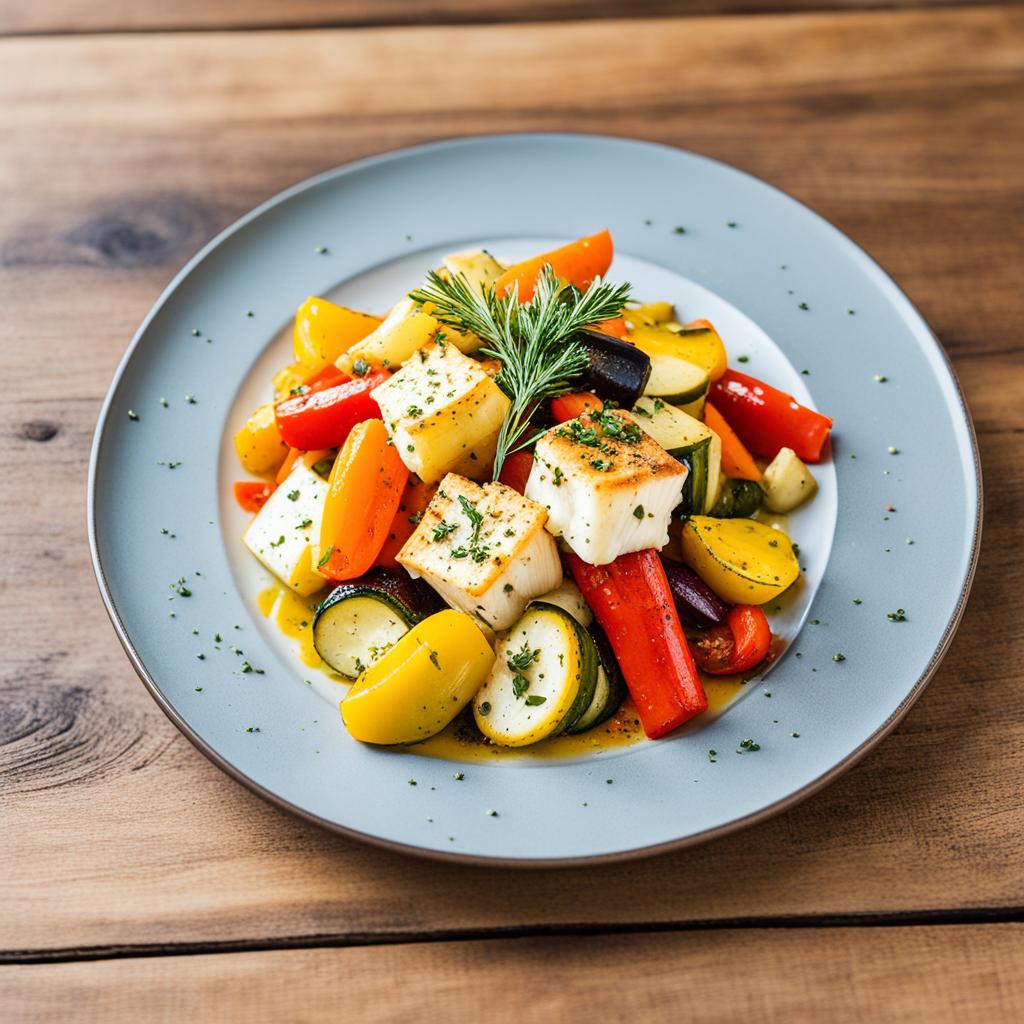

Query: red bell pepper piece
302,365,350,392
550,391,602,424
274,370,389,451
497,450,535,495
233,480,275,513
710,369,833,463
374,476,437,570
568,550,708,738
693,605,772,676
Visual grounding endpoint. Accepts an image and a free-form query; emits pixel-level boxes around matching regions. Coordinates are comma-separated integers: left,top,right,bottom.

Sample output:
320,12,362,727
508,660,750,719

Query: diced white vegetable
242,462,328,596
761,447,818,513
529,579,592,627
442,249,505,294
372,341,510,484
397,473,562,630
526,410,687,565
342,298,439,370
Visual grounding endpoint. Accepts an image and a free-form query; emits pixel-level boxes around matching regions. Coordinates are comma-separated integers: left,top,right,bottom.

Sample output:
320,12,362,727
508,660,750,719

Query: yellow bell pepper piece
630,322,728,382
626,301,675,328
233,402,288,474
294,296,382,370
272,362,309,398
679,516,800,605
341,610,495,745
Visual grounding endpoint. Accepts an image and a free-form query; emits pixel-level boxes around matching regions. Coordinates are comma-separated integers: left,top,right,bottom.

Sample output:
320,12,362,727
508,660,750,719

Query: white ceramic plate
90,135,981,864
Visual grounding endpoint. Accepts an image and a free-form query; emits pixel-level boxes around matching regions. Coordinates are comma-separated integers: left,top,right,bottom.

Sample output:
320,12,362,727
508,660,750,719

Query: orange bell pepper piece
317,419,409,581
495,230,613,303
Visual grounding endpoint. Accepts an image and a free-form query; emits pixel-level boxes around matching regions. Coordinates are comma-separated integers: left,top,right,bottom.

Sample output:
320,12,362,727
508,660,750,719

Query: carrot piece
497,450,534,495
550,391,602,423
591,315,628,339
317,419,409,581
374,477,436,570
274,447,302,485
495,230,613,303
704,403,762,482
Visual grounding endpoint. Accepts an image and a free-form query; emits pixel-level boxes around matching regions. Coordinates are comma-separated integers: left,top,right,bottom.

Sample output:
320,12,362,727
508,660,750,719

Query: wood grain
1,5,1022,958
0,0,1004,36
4,926,1024,1023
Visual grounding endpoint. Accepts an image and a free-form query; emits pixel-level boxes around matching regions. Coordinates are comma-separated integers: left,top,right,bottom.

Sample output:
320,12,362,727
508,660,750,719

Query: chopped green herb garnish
432,519,458,541
127,409,139,421
633,505,645,520
887,608,907,622
287,490,300,501
352,359,370,377
317,546,333,568
737,738,761,753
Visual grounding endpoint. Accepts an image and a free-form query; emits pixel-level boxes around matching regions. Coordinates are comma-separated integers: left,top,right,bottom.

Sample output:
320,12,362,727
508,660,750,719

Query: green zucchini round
312,568,443,678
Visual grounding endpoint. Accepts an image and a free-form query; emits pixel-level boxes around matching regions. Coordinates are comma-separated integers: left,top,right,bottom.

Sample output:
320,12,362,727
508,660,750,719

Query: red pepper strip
233,480,275,513
274,370,389,451
497,450,534,495
693,605,771,676
550,391,602,423
710,369,833,463
568,550,708,738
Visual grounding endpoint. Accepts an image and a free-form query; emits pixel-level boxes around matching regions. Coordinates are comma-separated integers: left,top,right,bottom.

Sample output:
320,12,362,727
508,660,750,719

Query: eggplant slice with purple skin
661,556,729,629
576,329,652,409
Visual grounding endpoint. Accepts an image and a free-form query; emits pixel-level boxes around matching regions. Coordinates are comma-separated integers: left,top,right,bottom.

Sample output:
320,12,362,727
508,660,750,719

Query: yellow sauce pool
258,583,753,763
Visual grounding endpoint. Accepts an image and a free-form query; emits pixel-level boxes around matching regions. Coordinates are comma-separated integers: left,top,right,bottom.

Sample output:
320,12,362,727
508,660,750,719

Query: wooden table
2,2,1022,1019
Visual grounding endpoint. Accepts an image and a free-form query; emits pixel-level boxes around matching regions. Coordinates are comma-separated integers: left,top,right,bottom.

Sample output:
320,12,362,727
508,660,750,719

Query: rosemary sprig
410,265,630,478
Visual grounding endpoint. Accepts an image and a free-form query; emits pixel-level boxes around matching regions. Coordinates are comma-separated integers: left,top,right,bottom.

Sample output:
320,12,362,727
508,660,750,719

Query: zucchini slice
632,396,722,514
641,350,710,405
711,478,764,519
312,569,442,678
565,626,625,734
473,602,597,747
